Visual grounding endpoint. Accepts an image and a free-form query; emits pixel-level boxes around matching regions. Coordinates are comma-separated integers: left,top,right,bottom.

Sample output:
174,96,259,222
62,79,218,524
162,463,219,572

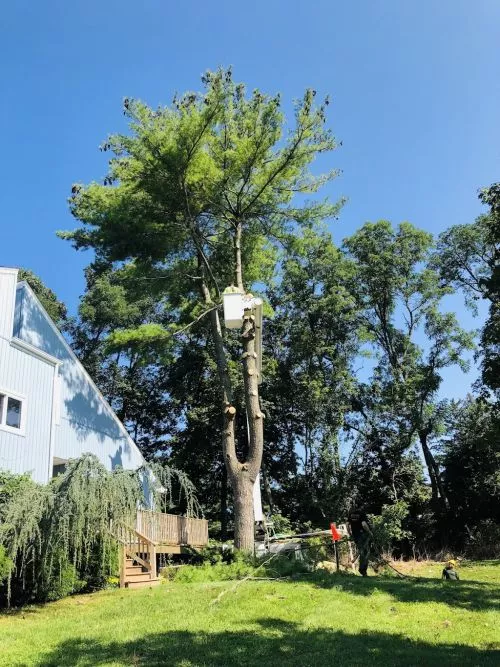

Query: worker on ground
442,559,460,580
347,506,373,577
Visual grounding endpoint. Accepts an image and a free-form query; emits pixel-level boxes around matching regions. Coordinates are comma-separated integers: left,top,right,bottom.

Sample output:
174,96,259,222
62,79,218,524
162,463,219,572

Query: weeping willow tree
0,453,198,605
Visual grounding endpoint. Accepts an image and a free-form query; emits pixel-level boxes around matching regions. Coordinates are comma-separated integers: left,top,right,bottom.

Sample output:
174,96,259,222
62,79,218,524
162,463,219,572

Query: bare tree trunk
232,308,264,550
232,471,255,551
419,430,450,511
198,224,264,552
220,464,228,541
203,294,263,552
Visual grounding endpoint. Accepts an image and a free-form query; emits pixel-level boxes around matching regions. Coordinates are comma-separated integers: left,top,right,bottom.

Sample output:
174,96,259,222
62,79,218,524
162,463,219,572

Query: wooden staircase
110,512,209,589
123,558,160,589
111,521,161,590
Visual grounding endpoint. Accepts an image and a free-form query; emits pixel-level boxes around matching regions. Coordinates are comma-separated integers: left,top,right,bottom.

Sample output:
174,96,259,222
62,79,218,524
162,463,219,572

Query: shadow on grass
306,571,500,612
36,618,499,667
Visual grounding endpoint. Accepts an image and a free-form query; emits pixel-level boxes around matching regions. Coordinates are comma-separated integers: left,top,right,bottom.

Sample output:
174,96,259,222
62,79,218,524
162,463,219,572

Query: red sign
330,523,341,542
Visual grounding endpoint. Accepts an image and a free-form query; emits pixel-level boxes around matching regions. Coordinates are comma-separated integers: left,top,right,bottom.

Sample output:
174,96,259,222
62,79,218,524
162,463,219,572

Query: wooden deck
112,510,208,588
136,510,208,550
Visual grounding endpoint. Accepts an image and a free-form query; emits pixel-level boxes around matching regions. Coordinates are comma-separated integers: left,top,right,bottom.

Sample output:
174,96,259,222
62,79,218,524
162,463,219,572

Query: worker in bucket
442,559,460,581
347,505,374,577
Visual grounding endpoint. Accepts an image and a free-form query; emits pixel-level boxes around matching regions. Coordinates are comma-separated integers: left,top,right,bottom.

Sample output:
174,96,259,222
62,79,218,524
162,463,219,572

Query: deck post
119,545,126,588
151,544,157,579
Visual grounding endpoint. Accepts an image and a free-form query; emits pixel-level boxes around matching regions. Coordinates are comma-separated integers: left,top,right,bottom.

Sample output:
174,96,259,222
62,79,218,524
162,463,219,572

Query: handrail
110,519,157,579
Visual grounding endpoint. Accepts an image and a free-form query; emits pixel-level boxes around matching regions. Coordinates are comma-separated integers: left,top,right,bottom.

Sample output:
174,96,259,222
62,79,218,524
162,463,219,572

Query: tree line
25,69,500,555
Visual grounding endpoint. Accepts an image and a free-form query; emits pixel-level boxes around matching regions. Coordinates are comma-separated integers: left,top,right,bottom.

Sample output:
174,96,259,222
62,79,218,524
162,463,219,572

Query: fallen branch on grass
209,553,279,607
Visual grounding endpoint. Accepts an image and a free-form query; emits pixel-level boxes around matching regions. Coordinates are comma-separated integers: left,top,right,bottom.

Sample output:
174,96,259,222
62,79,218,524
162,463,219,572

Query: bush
162,550,310,584
269,513,293,535
369,502,411,556
0,546,13,583
465,520,500,559
197,542,236,565
41,560,86,602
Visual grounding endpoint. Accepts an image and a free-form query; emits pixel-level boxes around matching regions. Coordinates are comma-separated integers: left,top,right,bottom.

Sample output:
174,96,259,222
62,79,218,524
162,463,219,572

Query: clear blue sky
1,1,499,397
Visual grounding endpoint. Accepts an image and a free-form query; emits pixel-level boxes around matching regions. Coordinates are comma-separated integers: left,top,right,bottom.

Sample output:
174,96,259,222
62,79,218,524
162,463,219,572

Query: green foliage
369,502,411,554
54,69,498,558
344,220,474,511
0,454,198,605
0,545,13,583
433,214,493,312
434,183,500,395
441,397,500,547
17,269,68,328
40,557,86,602
164,551,309,583
465,520,500,559
478,183,500,393
269,513,293,535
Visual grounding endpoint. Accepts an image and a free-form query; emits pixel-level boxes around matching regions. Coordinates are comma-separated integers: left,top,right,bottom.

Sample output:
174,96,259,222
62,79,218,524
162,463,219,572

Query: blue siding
0,336,54,483
12,284,145,476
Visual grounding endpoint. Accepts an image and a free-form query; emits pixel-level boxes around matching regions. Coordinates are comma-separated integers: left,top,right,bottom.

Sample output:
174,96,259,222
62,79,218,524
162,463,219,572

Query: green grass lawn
1,561,499,666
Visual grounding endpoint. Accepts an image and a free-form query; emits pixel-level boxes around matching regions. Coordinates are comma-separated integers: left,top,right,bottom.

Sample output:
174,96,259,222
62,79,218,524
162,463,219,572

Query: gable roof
14,280,146,466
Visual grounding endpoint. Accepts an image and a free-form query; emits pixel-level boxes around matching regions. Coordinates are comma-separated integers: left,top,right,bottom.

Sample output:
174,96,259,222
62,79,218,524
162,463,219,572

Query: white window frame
0,387,27,436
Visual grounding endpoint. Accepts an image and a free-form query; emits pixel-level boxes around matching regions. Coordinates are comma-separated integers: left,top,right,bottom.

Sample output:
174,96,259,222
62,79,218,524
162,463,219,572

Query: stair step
126,578,161,589
125,565,144,575
126,572,156,582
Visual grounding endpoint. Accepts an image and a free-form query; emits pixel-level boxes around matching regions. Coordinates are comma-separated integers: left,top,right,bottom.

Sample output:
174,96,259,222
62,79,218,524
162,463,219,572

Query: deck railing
110,520,157,584
136,510,208,547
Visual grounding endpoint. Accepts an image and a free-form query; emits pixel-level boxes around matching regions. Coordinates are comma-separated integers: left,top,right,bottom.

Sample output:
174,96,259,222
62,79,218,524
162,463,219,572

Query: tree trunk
198,237,264,553
205,301,263,552
419,430,450,511
232,471,255,551
231,308,264,550
220,464,228,541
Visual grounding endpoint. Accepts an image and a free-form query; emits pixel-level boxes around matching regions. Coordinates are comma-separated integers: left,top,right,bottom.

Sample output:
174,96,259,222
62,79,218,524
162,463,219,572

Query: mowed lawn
0,561,499,667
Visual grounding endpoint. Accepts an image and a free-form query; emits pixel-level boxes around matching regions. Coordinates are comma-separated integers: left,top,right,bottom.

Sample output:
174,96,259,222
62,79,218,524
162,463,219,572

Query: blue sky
1,1,499,397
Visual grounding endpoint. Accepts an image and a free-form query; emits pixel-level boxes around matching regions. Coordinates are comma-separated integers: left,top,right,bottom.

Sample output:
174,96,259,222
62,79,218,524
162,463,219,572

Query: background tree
60,69,343,550
263,227,359,524
441,397,500,550
433,183,499,394
18,268,68,329
343,221,474,513
478,183,500,393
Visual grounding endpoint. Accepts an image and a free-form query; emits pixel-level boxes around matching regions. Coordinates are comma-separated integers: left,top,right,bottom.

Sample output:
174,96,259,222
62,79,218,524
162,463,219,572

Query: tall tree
263,227,359,523
441,397,500,542
344,221,474,511
433,183,499,393
478,183,500,393
60,69,342,550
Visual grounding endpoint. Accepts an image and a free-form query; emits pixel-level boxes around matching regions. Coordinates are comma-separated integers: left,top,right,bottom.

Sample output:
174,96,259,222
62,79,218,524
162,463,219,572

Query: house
0,267,145,484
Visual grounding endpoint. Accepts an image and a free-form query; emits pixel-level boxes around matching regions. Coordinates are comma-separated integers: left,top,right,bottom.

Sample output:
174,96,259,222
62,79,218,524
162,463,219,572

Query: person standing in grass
347,506,374,577
442,559,460,580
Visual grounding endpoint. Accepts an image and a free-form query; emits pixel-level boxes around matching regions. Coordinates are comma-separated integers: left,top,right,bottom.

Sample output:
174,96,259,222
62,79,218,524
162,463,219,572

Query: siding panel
0,337,53,483
17,285,145,473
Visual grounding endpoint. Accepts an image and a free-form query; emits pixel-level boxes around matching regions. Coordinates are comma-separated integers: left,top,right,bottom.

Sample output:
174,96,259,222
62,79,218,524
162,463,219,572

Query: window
0,389,25,435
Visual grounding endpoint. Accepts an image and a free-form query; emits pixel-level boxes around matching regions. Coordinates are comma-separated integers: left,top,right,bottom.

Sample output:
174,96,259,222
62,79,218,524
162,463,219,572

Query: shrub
162,550,310,584
0,546,13,583
369,502,411,556
465,519,500,559
269,513,293,535
41,559,86,602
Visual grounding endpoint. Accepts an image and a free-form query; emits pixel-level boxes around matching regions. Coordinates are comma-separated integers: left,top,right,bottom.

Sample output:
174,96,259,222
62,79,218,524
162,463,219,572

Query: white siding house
0,267,146,484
